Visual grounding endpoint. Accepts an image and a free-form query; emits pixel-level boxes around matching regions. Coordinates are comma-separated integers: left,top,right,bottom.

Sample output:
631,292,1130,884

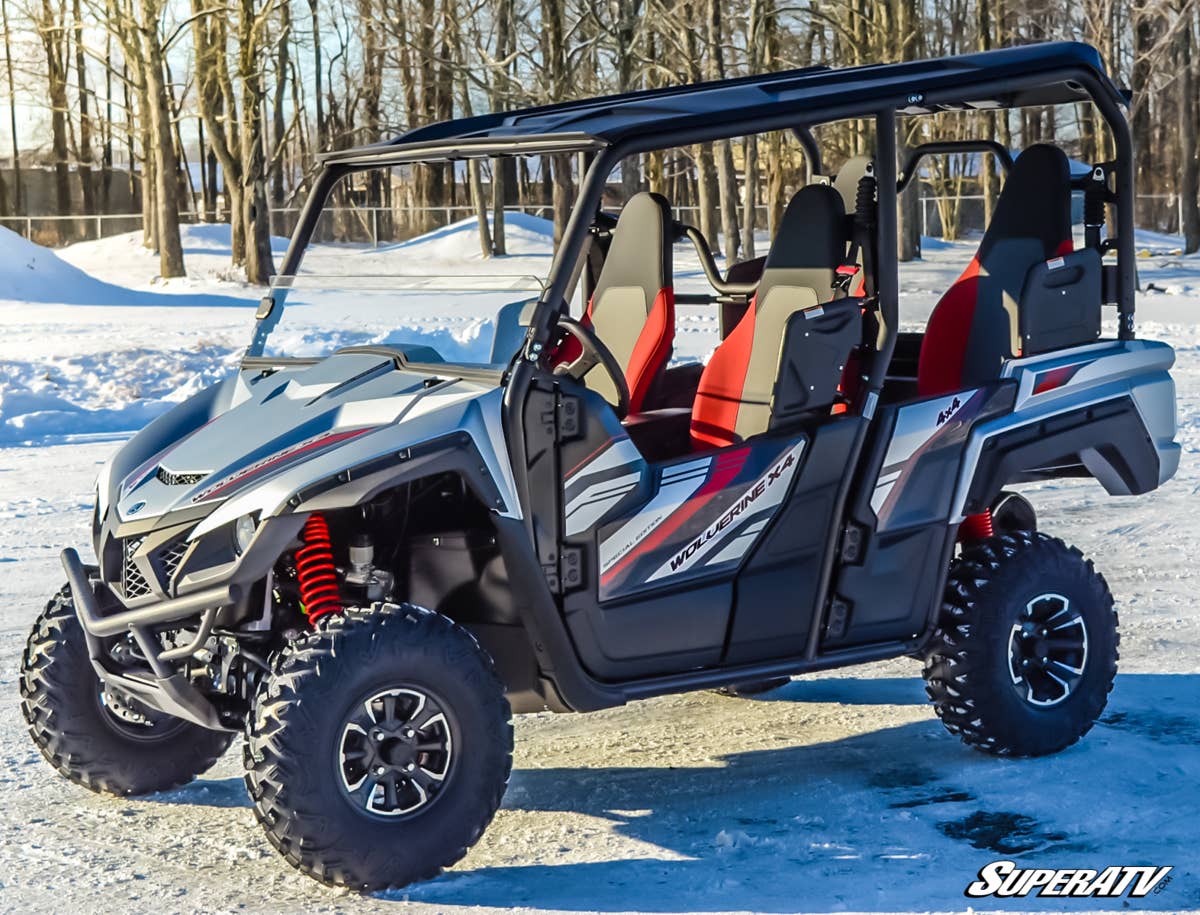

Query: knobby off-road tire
244,604,513,891
20,585,234,795
923,531,1118,757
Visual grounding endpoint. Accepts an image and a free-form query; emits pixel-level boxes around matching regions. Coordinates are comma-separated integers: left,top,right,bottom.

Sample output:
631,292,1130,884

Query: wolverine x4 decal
564,437,807,601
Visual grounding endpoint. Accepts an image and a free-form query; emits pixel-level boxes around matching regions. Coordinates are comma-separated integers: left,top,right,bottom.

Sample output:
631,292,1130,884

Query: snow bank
0,219,530,445
55,223,286,295
376,212,555,260
0,341,242,446
0,226,252,308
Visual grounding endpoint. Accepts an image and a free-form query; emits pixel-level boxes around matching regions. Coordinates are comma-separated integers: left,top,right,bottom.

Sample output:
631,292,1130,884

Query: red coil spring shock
295,513,341,625
959,509,995,544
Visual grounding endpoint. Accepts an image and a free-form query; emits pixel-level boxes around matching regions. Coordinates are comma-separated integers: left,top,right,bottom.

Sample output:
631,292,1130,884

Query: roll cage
255,39,1135,369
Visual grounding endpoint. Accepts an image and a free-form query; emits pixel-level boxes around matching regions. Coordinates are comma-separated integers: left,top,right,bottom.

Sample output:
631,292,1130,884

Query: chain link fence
1,194,1191,249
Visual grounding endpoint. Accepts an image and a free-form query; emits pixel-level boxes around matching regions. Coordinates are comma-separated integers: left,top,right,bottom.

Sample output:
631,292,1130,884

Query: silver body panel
863,339,1179,532
97,352,516,607
953,339,1179,518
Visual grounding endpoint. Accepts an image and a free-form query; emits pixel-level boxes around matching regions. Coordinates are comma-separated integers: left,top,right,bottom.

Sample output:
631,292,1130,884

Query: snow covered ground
0,217,1197,913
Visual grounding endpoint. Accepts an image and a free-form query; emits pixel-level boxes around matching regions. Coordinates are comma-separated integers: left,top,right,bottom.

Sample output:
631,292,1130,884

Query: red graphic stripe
565,439,614,480
601,448,750,586
1032,363,1085,395
193,427,373,502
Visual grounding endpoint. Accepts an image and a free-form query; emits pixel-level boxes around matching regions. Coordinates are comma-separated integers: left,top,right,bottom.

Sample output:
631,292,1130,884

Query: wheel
923,531,1118,757
714,677,791,698
20,584,235,796
244,604,513,891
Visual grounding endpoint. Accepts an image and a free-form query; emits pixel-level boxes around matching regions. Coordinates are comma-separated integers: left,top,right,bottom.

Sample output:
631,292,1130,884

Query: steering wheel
552,315,631,419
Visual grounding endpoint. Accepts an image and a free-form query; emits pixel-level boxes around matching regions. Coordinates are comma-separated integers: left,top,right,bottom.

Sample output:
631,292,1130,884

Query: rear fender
952,339,1179,519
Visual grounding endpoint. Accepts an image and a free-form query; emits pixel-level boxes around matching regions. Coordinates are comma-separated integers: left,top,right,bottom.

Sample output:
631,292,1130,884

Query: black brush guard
61,547,239,730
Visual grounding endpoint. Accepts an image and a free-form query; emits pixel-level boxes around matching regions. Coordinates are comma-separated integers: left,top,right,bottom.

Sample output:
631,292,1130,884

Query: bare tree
1,0,22,214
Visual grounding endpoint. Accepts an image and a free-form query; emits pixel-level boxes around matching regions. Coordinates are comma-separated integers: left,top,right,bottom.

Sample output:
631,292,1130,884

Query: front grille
122,537,152,598
156,466,208,486
156,538,189,583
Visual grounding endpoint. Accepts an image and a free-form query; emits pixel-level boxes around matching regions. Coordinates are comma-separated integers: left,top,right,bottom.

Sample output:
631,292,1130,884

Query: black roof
322,41,1122,166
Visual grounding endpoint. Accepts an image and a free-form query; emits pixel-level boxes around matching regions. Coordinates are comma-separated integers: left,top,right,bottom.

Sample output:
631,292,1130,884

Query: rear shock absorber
295,513,342,625
959,509,995,544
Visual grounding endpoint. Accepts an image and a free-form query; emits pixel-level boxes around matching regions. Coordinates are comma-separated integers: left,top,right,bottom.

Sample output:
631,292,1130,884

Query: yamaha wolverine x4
21,42,1179,890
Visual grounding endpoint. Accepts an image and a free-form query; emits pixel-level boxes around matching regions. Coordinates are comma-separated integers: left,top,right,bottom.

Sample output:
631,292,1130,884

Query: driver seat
583,192,676,413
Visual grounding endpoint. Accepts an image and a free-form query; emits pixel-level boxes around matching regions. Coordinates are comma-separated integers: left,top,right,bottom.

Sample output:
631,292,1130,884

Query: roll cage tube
866,108,899,416
791,125,823,178
897,140,1014,192
677,223,757,296
247,164,348,358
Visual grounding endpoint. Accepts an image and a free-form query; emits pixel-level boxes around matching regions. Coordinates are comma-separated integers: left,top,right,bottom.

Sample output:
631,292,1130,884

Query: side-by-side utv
21,41,1179,890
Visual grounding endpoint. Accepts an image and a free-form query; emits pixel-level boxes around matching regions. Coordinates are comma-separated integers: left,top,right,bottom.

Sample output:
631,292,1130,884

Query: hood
109,351,517,537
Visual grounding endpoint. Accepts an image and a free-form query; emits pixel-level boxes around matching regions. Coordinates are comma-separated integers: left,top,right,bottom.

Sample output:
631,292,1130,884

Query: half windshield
250,166,557,366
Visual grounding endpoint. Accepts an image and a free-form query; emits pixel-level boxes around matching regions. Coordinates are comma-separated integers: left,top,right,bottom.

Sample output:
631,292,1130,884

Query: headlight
234,514,259,554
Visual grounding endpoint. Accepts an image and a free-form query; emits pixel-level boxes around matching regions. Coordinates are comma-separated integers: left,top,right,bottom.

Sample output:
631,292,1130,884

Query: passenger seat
690,184,853,449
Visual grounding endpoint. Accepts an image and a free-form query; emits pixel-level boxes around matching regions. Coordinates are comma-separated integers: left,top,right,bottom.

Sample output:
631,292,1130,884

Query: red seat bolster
690,296,757,450
917,258,981,398
553,288,674,413
625,288,674,413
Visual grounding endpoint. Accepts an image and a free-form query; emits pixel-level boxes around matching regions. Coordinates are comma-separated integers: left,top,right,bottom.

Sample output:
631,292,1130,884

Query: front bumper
62,514,307,731
62,548,235,730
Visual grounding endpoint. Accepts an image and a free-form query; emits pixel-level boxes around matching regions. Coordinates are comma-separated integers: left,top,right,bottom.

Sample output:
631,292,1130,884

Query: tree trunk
238,49,276,284
1130,0,1158,196
696,143,721,256
469,159,493,257
741,135,758,260
141,3,186,277
1178,3,1200,252
40,0,73,238
99,29,113,212
228,183,245,264
551,155,573,245
489,0,516,252
307,0,324,149
716,140,740,263
72,0,95,216
491,159,507,255
705,0,738,260
647,150,664,195
271,0,292,207
0,0,21,214
765,132,785,237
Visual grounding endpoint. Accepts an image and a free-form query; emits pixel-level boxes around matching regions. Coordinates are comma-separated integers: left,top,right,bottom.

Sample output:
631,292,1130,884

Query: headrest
763,184,847,273
593,192,673,300
833,157,874,214
980,144,1072,261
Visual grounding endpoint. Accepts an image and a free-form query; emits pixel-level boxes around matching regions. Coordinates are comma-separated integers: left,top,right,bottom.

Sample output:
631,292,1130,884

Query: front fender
190,388,521,537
